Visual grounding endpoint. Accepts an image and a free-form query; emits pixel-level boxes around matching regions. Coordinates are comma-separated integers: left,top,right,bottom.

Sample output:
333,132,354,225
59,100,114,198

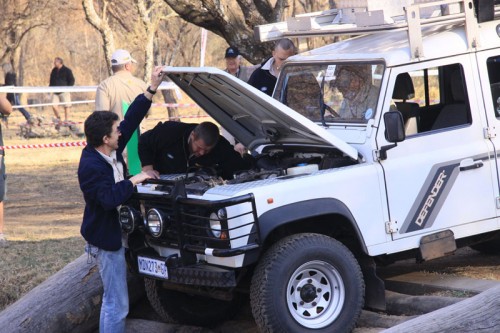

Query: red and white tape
0,141,87,150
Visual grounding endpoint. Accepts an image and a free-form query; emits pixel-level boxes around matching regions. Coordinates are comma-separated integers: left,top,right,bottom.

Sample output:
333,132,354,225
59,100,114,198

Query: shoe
0,234,9,248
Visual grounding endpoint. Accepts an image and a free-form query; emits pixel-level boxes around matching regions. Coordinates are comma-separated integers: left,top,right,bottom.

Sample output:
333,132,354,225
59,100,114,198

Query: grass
0,101,210,312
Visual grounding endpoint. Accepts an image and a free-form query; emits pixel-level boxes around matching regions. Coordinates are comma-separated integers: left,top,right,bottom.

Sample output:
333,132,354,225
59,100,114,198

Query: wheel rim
286,260,345,329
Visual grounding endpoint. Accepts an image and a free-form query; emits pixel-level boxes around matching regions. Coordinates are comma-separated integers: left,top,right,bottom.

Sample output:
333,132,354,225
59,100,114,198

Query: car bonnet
163,66,358,160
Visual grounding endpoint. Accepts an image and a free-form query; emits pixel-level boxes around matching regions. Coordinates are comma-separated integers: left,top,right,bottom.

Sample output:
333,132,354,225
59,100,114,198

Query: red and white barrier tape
0,141,87,150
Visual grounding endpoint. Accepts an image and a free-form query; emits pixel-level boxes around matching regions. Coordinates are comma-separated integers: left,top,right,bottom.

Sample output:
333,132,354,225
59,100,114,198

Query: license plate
137,256,168,279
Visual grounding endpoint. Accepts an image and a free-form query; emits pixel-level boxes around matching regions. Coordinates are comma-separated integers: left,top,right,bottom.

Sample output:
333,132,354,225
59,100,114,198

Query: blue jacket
78,94,151,251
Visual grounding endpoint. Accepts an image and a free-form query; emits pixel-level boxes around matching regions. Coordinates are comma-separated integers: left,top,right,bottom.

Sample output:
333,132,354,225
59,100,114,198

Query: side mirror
378,111,405,160
384,111,405,143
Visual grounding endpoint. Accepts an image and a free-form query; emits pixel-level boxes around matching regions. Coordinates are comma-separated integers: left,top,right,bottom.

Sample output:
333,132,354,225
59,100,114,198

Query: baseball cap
111,49,137,65
225,46,239,58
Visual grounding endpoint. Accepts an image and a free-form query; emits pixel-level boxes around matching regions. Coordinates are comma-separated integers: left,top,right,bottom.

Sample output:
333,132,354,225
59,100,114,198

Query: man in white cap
95,49,148,119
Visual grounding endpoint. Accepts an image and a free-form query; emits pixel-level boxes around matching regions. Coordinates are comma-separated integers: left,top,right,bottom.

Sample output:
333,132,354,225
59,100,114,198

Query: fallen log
0,253,145,333
382,284,500,333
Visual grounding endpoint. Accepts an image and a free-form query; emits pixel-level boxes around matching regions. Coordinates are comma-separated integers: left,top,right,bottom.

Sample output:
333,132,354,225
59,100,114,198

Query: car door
476,49,500,223
377,55,498,243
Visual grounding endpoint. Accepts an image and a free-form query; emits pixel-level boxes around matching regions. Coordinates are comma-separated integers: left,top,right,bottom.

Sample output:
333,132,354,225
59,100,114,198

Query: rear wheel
250,233,365,332
144,278,241,327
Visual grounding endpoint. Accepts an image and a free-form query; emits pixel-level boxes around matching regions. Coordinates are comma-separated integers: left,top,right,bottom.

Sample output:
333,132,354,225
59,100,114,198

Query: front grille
130,180,260,257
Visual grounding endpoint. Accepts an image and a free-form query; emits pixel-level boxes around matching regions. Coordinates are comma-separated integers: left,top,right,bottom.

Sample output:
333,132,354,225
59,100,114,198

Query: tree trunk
0,254,145,333
383,285,500,333
82,0,116,76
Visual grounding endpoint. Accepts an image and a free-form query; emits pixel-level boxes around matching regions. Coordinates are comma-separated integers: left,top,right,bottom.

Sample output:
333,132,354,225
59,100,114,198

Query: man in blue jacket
78,66,163,333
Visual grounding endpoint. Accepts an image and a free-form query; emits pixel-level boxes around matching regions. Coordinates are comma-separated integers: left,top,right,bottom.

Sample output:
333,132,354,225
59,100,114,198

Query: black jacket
247,57,277,97
138,121,253,179
49,65,75,87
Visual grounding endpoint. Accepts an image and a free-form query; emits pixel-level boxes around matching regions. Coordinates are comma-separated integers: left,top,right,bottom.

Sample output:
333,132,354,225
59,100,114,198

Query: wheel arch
257,198,368,255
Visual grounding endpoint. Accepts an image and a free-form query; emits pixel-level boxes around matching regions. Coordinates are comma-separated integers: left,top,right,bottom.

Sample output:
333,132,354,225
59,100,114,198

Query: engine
137,148,356,196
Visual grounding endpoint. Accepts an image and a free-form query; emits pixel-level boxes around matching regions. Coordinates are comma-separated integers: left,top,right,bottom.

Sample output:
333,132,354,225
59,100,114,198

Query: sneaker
0,234,8,248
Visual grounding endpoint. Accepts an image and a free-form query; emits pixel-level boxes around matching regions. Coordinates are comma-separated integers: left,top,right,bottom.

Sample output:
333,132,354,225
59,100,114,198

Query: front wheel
250,233,365,333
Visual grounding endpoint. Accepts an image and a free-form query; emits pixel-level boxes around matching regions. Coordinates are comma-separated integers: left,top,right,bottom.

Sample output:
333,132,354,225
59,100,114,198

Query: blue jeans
8,93,31,121
96,247,129,333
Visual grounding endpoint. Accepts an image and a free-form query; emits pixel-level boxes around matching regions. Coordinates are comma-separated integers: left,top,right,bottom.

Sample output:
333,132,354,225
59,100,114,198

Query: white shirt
96,149,124,183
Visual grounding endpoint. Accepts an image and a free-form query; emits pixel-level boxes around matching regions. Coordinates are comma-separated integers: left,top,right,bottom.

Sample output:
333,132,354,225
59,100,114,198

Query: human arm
94,84,110,111
78,154,135,210
129,170,155,185
141,165,160,179
214,136,254,179
49,69,55,86
144,66,165,101
0,94,12,116
67,68,75,86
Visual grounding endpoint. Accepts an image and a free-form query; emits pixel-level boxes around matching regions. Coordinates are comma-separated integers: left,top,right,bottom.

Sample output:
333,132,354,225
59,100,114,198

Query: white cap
110,49,137,65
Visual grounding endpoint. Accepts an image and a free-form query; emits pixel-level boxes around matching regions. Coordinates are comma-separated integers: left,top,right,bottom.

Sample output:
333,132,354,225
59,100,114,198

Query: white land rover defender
122,0,500,331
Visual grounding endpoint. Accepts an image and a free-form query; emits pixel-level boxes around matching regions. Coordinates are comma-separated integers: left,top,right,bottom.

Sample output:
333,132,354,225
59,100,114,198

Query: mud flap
359,256,386,311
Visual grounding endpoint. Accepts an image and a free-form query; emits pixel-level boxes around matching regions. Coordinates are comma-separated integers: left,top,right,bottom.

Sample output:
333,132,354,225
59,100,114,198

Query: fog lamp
146,208,164,237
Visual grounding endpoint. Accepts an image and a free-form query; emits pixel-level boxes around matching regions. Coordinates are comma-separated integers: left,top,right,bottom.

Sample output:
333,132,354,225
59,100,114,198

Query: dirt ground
0,106,499,324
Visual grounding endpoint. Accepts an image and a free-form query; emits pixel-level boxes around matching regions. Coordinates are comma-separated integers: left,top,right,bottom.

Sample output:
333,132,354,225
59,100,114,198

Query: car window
392,63,471,136
275,63,383,124
486,55,500,117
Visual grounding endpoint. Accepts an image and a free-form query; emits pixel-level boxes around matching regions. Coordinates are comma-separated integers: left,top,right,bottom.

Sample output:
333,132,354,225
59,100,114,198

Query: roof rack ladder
406,0,479,59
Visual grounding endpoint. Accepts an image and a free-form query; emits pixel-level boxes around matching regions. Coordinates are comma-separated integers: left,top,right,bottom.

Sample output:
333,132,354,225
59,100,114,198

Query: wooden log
0,253,145,333
383,285,500,333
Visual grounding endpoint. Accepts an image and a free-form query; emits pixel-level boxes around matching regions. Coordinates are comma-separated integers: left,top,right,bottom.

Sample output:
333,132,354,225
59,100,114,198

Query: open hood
162,66,358,160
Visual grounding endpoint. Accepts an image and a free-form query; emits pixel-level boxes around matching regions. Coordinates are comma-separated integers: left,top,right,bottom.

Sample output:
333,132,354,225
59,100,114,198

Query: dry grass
0,100,210,312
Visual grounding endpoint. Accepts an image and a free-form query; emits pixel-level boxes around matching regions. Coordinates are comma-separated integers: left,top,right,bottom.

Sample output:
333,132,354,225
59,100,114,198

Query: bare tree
133,0,175,81
162,0,333,63
0,0,53,75
82,0,117,76
161,0,283,63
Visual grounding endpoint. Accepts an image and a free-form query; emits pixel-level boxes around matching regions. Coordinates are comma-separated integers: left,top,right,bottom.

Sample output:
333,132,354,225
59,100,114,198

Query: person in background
223,46,257,83
247,38,297,96
0,93,12,248
222,46,259,154
49,57,75,121
95,49,147,120
333,64,379,121
78,66,164,333
138,121,253,180
2,63,31,124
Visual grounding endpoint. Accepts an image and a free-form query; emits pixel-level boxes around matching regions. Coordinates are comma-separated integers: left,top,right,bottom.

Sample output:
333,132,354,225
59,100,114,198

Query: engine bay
137,147,357,196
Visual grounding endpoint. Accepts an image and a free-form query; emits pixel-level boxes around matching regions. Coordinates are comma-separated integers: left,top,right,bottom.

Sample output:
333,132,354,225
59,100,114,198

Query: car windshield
274,63,384,124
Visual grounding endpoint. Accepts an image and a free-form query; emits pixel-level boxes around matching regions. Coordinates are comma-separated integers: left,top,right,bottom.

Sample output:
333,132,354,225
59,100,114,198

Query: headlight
209,208,227,239
119,206,141,233
146,208,164,237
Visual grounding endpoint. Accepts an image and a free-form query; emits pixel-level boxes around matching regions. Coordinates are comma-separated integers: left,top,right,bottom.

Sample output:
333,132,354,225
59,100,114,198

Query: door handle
459,159,484,171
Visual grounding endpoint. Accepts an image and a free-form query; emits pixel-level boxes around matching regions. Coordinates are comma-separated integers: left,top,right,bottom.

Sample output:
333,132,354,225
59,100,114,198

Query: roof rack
254,0,500,59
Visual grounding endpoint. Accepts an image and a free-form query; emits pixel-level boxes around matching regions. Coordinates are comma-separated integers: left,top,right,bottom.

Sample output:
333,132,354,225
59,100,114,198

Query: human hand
143,168,160,179
150,66,166,91
234,143,247,156
129,171,153,186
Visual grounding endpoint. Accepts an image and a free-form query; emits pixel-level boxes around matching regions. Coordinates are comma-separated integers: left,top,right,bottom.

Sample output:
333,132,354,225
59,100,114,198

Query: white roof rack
254,0,499,59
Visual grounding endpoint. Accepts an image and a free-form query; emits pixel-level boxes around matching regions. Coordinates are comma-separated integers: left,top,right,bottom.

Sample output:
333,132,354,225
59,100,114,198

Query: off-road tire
250,233,364,333
144,277,241,327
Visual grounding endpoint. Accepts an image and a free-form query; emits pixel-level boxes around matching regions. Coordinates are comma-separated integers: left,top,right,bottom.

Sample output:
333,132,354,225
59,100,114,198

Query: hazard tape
0,141,87,150
151,103,197,108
